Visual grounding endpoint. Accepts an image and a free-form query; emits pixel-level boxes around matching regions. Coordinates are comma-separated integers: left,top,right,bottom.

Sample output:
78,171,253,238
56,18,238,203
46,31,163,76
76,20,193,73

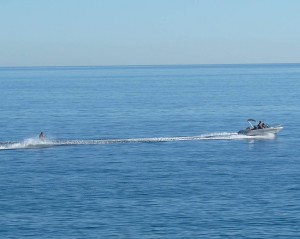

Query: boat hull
238,126,283,136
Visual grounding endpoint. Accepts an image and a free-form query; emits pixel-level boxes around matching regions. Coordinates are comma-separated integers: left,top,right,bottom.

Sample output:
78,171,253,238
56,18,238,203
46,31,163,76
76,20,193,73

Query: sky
1,0,300,66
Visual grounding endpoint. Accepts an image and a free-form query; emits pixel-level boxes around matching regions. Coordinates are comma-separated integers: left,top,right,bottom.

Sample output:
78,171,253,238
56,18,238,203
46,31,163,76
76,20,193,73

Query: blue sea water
0,64,300,238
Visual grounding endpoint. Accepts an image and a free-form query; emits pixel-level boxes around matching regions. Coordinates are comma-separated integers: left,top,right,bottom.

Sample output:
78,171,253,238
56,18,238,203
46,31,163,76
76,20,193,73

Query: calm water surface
0,64,300,238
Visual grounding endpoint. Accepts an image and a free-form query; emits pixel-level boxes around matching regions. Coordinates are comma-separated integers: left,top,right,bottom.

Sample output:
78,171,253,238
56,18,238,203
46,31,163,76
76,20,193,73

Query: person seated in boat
257,121,265,129
39,132,45,141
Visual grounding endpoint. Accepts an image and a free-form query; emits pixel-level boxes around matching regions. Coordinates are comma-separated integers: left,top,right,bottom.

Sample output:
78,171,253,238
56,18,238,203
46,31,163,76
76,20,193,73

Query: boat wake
0,132,276,151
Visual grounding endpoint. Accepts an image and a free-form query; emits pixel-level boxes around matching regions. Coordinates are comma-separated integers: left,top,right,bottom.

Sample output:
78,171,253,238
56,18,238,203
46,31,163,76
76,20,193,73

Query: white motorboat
238,119,283,136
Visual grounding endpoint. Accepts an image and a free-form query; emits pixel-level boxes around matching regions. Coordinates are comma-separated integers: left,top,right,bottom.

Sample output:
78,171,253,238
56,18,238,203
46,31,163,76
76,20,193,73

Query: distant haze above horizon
1,0,300,67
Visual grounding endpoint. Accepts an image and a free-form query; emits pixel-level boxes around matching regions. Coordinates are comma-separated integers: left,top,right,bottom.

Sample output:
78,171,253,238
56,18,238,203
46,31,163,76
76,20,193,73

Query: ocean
0,64,299,238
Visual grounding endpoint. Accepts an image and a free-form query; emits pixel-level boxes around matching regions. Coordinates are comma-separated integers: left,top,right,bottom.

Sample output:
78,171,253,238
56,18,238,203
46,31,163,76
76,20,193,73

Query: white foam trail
0,138,56,150
0,132,277,150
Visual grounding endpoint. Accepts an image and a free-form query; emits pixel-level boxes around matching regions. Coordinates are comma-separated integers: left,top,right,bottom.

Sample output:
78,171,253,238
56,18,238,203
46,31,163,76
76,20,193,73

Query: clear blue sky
1,0,300,66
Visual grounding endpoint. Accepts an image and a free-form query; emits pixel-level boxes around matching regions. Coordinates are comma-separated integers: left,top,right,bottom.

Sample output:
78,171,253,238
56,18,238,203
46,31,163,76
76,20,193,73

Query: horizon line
1,62,300,69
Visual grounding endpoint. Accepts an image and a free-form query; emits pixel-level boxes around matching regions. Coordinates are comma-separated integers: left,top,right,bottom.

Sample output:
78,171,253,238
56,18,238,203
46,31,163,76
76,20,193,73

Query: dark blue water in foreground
0,64,300,238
